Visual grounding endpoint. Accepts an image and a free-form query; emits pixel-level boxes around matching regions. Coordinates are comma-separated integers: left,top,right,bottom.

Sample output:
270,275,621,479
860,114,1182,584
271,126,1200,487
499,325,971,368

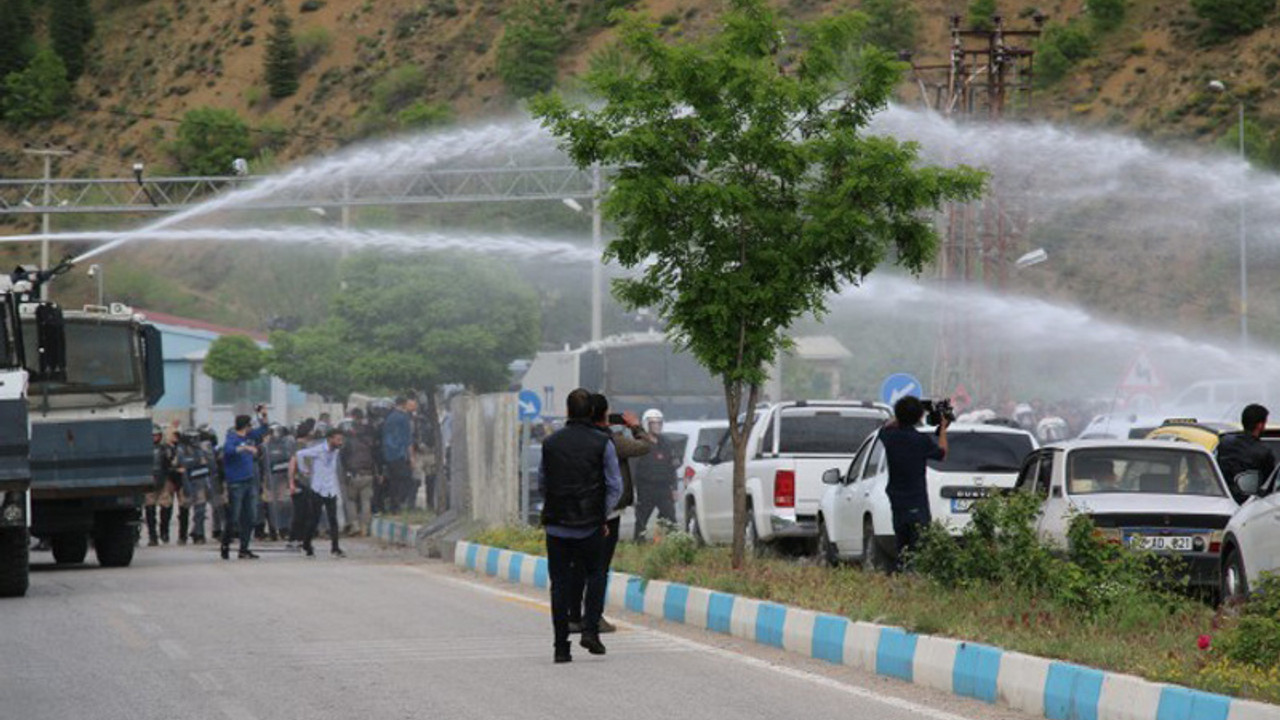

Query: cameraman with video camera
879,396,950,573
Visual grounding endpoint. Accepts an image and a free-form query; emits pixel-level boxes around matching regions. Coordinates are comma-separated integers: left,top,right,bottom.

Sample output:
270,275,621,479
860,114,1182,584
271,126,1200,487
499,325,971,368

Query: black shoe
193,536,205,545
554,650,572,664
598,617,617,634
148,538,159,547
304,547,315,557
238,550,260,559
567,621,583,635
579,633,606,656
220,544,230,560
331,549,345,558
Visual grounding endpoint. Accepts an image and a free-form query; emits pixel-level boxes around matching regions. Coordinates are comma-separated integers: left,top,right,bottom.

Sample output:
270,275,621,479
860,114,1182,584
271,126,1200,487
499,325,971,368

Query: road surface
1,540,1033,720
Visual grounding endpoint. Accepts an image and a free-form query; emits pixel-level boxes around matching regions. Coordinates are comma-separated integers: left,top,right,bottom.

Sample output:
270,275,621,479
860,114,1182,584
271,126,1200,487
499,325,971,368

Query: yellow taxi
1144,418,1239,452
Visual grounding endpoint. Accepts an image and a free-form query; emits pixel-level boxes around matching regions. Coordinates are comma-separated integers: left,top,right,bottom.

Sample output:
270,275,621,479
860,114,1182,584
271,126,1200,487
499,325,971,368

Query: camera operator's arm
612,410,654,459
935,417,950,459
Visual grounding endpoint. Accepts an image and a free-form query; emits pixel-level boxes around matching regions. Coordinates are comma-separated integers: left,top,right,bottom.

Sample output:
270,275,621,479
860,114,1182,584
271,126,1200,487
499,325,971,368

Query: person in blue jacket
221,409,272,560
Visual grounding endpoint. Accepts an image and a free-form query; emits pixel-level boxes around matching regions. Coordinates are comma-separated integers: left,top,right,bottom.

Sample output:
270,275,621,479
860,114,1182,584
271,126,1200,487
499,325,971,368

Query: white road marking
415,567,979,720
159,639,189,661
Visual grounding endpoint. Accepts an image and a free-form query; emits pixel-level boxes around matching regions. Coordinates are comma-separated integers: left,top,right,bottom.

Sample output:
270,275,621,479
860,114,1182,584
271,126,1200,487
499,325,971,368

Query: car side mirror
821,468,842,485
1235,470,1261,497
692,445,713,464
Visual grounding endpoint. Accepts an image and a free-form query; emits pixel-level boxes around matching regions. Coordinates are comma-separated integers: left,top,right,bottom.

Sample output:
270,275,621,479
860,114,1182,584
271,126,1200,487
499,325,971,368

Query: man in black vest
540,388,622,664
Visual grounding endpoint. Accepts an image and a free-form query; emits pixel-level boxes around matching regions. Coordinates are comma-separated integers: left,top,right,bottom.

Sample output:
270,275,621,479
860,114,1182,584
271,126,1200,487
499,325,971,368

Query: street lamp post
562,166,604,344
1209,80,1248,346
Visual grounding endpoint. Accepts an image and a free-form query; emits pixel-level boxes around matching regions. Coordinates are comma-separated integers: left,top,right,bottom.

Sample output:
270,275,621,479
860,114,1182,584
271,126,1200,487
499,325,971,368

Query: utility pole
591,164,603,343
1238,100,1248,347
23,146,74,300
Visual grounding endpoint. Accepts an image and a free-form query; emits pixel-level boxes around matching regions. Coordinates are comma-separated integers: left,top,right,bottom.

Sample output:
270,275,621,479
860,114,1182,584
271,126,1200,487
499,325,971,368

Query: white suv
816,423,1037,569
1221,466,1280,600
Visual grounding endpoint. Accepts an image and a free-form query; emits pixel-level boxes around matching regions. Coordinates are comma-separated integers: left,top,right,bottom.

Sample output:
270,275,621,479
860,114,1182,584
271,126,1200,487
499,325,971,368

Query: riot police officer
262,424,296,541
174,429,212,544
145,426,179,546
632,409,680,541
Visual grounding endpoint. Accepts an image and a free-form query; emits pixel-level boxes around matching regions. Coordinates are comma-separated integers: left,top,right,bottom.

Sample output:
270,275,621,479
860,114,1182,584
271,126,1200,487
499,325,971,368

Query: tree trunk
728,381,760,570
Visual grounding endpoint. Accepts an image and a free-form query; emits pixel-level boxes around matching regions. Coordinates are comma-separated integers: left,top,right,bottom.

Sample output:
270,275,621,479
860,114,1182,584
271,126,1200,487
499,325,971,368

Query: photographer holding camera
880,396,950,573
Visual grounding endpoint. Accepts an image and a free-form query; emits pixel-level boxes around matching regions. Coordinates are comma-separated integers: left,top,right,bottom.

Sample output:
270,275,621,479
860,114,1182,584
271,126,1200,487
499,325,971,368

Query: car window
777,408,887,455
1015,455,1038,492
696,428,725,457
1067,448,1225,497
846,434,874,483
1036,454,1053,499
927,432,1035,473
862,441,885,480
715,430,735,463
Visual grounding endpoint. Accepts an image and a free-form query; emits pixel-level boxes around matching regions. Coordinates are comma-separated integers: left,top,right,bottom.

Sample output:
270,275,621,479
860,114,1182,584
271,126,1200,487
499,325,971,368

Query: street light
87,264,103,306
1208,79,1248,346
1015,248,1049,269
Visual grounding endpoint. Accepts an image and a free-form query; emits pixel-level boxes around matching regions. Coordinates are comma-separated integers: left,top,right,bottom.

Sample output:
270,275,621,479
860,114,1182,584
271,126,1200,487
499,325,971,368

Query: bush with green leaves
968,0,998,31
371,64,427,113
170,106,253,175
1035,21,1095,86
1087,0,1126,33
0,0,37,82
1191,0,1277,40
295,26,332,71
2,47,73,124
203,334,265,383
265,4,299,98
497,0,566,99
397,100,452,129
860,0,918,52
49,0,93,81
1218,573,1280,668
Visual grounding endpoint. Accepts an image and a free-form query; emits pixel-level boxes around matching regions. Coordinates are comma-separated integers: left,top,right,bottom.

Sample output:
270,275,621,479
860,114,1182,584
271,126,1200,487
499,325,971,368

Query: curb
369,518,421,547
453,541,1277,720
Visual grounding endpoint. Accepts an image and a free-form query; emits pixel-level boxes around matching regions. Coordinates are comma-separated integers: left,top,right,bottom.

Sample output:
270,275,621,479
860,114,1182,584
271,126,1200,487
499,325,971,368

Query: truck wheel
862,521,887,573
817,517,839,567
51,533,89,564
0,527,29,597
94,516,136,568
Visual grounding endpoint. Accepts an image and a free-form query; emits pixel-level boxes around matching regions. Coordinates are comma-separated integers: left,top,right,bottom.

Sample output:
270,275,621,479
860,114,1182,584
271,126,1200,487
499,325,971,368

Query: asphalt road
1,540,1033,720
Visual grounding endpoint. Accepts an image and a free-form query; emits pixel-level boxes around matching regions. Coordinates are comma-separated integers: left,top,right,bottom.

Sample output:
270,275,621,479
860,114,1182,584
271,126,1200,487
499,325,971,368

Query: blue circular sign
880,373,922,406
517,389,542,421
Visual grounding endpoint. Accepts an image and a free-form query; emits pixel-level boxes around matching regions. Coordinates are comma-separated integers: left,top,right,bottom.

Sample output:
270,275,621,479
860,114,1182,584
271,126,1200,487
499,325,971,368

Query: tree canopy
2,47,73,124
171,106,253,175
204,334,266,383
265,3,299,99
533,0,985,566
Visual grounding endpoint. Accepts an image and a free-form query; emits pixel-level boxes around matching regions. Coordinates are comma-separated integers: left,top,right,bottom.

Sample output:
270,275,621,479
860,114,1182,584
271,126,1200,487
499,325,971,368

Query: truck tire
94,515,136,568
51,533,89,564
0,527,29,597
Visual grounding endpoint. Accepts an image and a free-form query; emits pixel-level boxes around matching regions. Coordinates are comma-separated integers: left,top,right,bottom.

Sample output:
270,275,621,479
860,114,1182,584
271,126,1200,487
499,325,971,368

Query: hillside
1,0,1279,348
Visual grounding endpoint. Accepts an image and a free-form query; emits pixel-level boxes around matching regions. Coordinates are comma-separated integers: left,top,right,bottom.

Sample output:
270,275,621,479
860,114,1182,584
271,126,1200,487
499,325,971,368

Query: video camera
922,398,956,427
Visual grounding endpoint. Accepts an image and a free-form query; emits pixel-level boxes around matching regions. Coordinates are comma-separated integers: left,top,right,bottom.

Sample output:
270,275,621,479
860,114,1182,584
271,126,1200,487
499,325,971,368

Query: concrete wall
448,392,520,527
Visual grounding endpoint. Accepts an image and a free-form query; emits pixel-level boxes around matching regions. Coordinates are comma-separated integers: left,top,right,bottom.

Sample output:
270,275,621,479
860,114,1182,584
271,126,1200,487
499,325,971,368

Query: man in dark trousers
540,388,622,664
567,393,653,635
221,412,272,560
381,396,415,513
1217,403,1275,504
879,396,948,572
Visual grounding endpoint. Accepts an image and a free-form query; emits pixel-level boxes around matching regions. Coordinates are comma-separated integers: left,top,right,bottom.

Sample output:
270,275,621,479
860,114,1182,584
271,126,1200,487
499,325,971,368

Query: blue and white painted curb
370,518,420,546
454,541,1278,720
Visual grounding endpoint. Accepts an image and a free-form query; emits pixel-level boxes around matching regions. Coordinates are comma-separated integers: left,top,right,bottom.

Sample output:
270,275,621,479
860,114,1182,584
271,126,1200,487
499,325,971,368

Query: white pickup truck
683,401,890,553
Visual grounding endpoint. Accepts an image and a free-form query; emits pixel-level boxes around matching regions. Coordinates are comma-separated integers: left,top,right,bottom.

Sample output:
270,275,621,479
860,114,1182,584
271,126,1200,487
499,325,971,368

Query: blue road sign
518,389,542,421
880,373,923,406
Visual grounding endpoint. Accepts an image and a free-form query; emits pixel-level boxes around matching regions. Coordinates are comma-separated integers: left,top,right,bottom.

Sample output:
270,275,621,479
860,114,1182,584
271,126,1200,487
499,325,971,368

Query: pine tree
50,0,94,81
0,0,36,80
2,46,73,124
264,4,299,99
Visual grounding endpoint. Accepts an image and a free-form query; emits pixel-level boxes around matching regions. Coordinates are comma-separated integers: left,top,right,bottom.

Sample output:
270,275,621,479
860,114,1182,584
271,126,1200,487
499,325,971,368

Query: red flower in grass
1197,634,1212,651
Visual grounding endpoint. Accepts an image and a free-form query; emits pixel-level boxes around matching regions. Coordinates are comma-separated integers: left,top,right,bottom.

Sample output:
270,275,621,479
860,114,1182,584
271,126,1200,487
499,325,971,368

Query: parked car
1144,418,1239,452
1017,440,1237,592
619,421,727,538
816,422,1037,569
683,401,890,552
1220,465,1280,601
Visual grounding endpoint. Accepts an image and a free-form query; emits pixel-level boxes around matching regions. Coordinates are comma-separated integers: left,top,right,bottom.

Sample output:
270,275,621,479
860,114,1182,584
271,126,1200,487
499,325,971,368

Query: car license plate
1127,535,1193,552
950,498,974,513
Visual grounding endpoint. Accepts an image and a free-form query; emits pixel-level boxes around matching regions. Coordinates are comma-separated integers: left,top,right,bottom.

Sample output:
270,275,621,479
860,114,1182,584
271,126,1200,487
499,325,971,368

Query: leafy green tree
1191,0,1276,40
968,0,998,31
49,0,94,81
171,107,253,175
860,0,917,52
204,334,266,409
497,0,566,99
2,47,73,124
266,320,359,401
1035,21,1094,86
1087,0,1126,33
0,0,36,81
265,4,299,99
533,0,985,567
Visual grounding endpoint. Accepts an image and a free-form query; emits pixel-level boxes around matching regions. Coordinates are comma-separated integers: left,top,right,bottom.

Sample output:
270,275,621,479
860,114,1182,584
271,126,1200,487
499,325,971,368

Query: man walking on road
222,413,272,560
295,427,347,558
879,397,948,572
1217,403,1275,504
540,388,621,664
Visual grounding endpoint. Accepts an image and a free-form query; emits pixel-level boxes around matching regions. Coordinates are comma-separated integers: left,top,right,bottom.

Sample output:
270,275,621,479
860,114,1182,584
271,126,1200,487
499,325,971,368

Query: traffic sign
1120,350,1162,392
880,373,922,406
517,389,542,421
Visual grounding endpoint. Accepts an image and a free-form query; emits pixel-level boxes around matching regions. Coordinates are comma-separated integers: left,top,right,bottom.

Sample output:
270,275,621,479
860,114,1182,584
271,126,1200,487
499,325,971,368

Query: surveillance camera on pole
231,158,249,177
132,162,144,186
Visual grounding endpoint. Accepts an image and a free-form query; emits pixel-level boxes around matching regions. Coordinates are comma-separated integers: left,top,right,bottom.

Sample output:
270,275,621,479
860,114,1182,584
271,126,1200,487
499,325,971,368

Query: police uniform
175,433,212,544
263,431,296,541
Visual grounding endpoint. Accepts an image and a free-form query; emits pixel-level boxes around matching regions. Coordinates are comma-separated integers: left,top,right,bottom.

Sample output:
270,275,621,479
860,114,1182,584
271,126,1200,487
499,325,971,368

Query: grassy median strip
474,511,1280,704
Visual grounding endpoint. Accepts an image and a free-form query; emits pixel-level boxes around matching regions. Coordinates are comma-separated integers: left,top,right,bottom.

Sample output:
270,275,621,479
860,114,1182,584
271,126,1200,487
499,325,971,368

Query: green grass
380,509,435,526
471,524,1279,704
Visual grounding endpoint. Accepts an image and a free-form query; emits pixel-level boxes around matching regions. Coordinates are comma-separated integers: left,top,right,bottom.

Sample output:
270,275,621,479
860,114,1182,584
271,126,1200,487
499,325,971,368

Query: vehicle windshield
775,410,886,455
1067,447,1225,497
927,432,1034,473
23,320,139,393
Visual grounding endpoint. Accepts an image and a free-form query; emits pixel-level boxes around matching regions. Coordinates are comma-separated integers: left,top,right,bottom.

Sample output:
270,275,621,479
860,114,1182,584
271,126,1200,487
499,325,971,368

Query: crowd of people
146,395,435,560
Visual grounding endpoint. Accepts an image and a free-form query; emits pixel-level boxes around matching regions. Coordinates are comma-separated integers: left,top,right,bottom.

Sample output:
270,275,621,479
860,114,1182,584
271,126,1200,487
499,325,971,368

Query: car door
1247,468,1280,579
847,435,887,555
703,429,739,541
1033,450,1070,545
832,435,874,552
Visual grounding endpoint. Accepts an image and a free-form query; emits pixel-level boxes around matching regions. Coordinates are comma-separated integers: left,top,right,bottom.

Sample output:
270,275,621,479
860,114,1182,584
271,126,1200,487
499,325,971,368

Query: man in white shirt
294,427,346,558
